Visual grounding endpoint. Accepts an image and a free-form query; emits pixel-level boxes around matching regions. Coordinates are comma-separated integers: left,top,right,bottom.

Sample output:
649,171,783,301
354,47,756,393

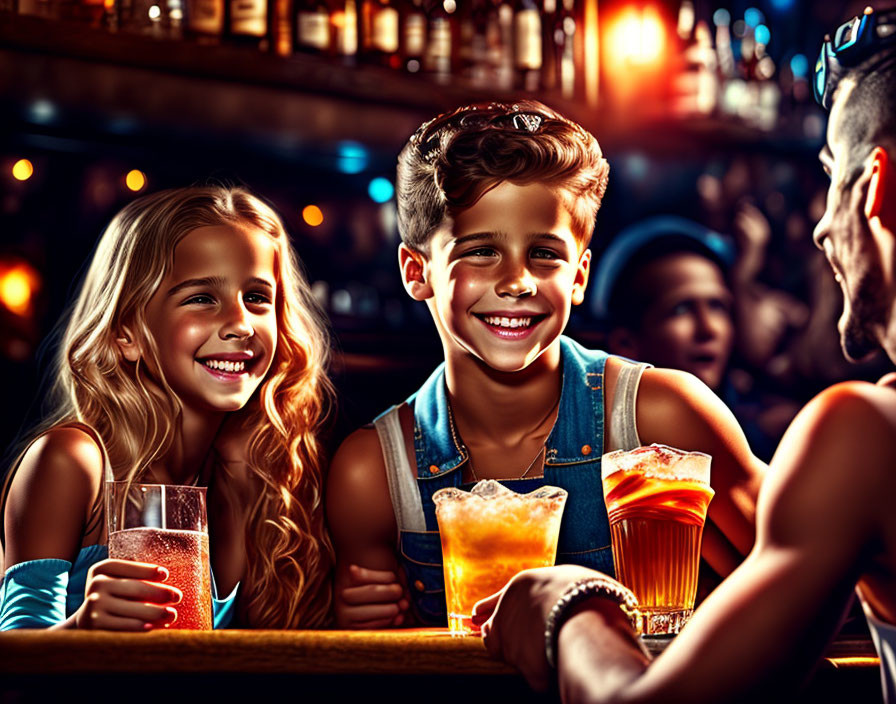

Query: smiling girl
0,186,333,630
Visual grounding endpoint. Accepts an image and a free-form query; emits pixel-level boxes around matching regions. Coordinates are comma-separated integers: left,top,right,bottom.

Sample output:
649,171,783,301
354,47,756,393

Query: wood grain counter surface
0,628,880,675
0,629,884,703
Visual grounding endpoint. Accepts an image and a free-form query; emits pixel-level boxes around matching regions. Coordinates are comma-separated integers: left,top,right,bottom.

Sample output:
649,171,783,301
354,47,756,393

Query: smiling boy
327,101,764,628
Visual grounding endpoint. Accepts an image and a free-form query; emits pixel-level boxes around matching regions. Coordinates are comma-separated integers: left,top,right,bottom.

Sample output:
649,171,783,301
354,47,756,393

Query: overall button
414,580,426,592
429,465,439,474
581,444,592,456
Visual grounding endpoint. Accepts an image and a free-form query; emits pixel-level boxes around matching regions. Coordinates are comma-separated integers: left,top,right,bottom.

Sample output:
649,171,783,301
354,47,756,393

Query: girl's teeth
484,316,533,329
204,359,246,373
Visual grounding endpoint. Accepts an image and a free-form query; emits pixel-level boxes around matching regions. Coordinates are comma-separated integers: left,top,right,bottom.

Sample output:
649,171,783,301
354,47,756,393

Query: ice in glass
107,482,213,630
602,444,714,636
433,480,567,634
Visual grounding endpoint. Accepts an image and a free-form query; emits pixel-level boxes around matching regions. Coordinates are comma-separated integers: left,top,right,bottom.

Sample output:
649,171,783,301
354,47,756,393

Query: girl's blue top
0,544,238,630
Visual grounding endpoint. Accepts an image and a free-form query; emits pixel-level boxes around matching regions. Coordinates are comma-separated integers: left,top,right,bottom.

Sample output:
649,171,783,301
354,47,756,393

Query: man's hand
336,564,410,629
472,564,603,692
75,559,182,630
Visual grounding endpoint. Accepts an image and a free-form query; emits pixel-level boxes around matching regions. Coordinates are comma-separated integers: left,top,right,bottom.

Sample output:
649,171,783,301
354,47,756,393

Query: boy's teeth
483,316,533,329
203,359,246,373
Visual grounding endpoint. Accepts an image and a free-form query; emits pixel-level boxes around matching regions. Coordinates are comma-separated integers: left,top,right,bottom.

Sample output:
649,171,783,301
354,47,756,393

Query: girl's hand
75,559,183,631
337,564,410,629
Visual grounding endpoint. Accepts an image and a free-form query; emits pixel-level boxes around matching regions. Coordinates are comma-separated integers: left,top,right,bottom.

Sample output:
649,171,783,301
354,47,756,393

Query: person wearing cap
473,6,896,702
591,216,795,461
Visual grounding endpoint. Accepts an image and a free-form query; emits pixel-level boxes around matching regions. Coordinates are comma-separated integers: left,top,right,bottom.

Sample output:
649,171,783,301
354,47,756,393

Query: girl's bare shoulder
4,425,105,564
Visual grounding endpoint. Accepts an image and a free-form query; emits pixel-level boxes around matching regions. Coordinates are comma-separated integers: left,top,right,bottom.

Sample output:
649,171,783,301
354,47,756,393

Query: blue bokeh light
754,23,771,45
790,53,809,78
368,177,395,203
29,100,57,124
336,141,369,174
713,9,731,27
769,0,795,10
744,7,764,28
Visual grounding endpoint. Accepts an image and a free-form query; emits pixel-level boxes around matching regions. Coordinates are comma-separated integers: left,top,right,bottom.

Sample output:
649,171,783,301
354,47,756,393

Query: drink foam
601,444,711,484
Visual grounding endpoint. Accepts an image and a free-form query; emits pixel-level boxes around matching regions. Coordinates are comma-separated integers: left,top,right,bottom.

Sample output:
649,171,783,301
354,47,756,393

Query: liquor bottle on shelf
468,0,490,87
540,0,557,91
331,0,358,64
118,0,169,37
270,0,292,55
401,0,426,72
423,0,456,84
228,0,268,48
488,0,514,91
513,0,542,91
456,0,475,80
673,1,718,118
295,0,330,54
555,0,576,99
185,0,226,43
359,0,400,68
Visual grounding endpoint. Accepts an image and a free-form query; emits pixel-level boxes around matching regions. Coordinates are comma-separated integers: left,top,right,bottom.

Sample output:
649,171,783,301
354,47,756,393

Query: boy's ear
865,146,893,222
399,244,433,301
571,248,592,306
116,326,141,363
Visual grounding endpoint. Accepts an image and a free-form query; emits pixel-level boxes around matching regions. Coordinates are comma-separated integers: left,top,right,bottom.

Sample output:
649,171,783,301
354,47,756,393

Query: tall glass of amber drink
433,480,567,634
602,445,713,636
107,482,213,630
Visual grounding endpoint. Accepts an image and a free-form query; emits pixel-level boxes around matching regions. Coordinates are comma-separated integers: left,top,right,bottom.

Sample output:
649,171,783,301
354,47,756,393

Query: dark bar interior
1,0,894,700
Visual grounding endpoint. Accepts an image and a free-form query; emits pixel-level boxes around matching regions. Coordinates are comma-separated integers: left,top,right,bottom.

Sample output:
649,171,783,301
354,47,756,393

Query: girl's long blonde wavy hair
44,185,334,628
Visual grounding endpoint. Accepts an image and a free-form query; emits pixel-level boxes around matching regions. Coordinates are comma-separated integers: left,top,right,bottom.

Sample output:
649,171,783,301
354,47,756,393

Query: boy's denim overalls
385,336,615,625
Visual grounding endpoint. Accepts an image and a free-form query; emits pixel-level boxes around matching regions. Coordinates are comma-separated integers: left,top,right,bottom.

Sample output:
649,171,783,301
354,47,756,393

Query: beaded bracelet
544,576,641,669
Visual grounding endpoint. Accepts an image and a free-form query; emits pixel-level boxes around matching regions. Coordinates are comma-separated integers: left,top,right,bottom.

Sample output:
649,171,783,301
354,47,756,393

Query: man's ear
865,146,892,221
116,325,141,363
399,244,433,301
571,248,592,306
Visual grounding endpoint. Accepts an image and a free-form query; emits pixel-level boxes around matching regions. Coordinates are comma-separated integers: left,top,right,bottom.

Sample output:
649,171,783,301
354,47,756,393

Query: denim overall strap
407,363,467,532
543,336,614,574
394,337,618,623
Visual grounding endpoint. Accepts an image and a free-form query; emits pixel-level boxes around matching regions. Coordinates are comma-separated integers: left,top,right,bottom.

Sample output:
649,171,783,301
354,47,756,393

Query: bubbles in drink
434,480,568,633
109,528,213,630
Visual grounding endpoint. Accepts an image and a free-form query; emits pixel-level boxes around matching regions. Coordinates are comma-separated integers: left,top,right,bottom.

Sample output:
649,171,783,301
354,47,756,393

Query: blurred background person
590,215,799,461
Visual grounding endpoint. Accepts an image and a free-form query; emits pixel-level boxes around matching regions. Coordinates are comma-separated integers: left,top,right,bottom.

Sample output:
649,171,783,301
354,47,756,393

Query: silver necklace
467,443,547,482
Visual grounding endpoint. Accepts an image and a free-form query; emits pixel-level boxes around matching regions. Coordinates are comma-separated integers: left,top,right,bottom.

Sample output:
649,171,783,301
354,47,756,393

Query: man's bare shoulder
761,381,896,547
793,380,896,450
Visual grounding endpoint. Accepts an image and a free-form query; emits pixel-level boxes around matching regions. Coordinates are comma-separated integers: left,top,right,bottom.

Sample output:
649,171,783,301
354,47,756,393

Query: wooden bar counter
0,629,884,703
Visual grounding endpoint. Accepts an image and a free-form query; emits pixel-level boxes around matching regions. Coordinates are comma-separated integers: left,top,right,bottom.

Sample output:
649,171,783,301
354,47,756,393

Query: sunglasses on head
413,103,548,164
814,6,896,109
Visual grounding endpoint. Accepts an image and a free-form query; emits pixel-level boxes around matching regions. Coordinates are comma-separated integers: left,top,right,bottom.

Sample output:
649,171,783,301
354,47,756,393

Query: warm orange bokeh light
0,263,40,316
302,205,324,227
125,169,147,192
608,5,666,66
12,159,34,181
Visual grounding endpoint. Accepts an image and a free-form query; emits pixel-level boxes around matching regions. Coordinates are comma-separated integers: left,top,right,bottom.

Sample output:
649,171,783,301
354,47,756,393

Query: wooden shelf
0,14,822,165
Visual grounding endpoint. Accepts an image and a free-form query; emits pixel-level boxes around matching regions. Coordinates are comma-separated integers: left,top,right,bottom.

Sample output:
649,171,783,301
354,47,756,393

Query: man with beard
471,7,896,703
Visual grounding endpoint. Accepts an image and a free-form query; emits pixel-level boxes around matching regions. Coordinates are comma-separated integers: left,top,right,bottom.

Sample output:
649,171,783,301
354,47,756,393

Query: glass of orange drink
107,482,213,630
433,480,567,634
602,444,714,636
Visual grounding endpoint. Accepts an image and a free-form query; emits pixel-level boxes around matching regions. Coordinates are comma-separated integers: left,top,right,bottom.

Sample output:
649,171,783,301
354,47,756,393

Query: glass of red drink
106,482,213,630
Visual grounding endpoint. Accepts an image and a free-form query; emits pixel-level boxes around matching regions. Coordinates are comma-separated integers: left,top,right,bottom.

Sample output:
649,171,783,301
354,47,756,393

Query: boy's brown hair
396,100,610,253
